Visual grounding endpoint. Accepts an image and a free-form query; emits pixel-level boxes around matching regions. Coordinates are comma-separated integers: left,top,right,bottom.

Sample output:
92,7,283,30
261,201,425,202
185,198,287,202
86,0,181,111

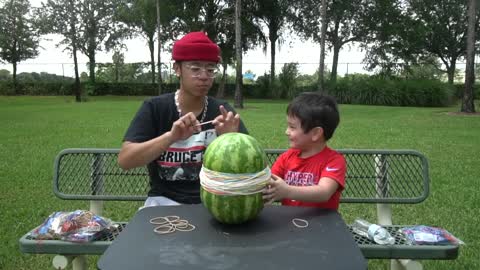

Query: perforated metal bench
19,148,459,270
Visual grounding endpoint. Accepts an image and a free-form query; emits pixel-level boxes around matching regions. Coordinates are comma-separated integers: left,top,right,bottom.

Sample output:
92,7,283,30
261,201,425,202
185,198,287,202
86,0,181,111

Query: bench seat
19,223,458,259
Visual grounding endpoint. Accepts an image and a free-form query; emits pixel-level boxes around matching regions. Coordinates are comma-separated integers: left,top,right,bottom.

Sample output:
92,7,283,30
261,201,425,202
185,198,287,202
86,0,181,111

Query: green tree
117,0,157,84
475,64,480,80
39,0,124,88
401,57,444,80
177,0,235,98
112,50,125,82
96,61,152,83
408,0,478,84
366,0,480,83
177,0,265,100
292,0,367,83
278,62,299,98
250,0,291,86
296,73,318,87
37,0,82,101
462,0,476,113
116,0,181,84
0,69,11,80
360,0,425,77
77,0,122,83
0,0,39,93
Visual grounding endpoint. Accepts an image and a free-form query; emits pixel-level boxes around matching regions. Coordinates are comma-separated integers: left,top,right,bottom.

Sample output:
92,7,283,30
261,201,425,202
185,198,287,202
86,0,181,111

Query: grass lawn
0,95,478,270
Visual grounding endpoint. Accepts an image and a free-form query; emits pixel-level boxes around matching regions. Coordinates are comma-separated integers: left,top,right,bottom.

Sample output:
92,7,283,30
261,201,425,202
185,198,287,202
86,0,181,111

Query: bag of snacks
28,210,113,242
399,225,464,245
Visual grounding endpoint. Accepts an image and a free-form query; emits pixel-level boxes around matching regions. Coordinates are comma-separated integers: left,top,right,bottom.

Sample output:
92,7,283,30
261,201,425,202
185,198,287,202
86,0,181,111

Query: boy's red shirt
271,146,346,209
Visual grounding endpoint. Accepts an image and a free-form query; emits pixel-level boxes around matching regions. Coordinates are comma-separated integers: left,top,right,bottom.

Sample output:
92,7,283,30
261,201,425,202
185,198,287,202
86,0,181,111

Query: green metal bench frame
19,148,459,270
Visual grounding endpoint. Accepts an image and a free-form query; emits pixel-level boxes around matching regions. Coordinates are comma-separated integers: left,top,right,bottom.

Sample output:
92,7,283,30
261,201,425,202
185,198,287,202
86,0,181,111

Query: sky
0,0,369,78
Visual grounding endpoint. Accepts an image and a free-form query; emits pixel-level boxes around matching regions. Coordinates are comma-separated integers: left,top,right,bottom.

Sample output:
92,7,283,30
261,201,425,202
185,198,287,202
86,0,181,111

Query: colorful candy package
28,210,113,242
399,225,465,245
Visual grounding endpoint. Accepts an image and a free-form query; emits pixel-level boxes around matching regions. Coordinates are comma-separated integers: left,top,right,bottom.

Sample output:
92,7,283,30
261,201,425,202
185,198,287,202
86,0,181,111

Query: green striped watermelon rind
201,133,267,224
203,133,267,174
200,187,264,224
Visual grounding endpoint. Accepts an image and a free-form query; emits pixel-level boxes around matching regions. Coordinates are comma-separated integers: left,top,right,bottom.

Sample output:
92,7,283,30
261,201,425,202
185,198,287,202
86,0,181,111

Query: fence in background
0,61,472,83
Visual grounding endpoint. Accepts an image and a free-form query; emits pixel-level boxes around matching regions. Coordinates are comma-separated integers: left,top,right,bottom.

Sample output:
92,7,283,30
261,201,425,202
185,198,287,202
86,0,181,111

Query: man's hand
213,105,240,135
170,112,201,141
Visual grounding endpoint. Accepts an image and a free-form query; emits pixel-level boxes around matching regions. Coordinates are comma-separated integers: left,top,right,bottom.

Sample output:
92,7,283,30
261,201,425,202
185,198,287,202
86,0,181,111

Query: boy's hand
170,112,201,141
262,174,290,204
213,105,240,135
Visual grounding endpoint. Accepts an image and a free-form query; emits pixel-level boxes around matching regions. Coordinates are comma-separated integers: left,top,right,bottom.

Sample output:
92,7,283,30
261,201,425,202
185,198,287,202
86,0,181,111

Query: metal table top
98,204,366,270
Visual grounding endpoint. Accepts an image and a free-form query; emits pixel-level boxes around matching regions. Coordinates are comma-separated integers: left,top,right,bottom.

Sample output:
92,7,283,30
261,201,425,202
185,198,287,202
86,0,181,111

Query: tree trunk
331,44,341,82
68,0,81,102
87,16,96,83
11,6,17,94
330,20,341,82
270,37,276,87
216,62,227,99
148,36,155,84
447,59,456,84
73,46,81,102
234,0,243,109
12,61,17,94
88,53,95,83
318,0,328,93
156,0,162,95
114,63,119,82
462,0,476,113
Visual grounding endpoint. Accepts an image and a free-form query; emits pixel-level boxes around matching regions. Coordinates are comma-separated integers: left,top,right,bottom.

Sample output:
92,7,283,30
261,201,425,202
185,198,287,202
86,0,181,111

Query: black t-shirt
123,93,248,204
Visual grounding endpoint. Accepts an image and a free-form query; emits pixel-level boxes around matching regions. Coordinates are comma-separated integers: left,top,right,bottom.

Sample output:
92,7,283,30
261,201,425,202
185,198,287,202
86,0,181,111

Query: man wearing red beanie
118,31,248,207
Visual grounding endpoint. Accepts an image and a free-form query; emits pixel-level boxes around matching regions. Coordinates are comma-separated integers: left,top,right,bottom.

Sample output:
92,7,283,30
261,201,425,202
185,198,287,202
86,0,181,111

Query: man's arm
118,112,201,170
118,132,174,170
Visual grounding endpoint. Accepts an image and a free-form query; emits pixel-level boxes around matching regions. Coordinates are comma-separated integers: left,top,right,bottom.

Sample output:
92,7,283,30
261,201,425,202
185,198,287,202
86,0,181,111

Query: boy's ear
311,126,324,142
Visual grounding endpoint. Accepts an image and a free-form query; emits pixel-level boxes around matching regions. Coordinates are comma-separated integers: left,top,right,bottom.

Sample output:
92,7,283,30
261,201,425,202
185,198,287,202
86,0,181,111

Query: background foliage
1,74,470,107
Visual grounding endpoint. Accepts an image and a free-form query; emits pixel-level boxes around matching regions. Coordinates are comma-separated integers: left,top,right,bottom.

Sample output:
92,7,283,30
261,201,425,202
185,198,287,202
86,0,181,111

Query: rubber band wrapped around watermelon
200,133,270,224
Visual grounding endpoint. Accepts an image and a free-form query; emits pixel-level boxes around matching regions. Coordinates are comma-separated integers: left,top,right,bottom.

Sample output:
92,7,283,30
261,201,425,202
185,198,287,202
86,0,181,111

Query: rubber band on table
175,223,196,232
154,224,175,234
164,216,180,222
292,218,309,228
150,216,196,234
171,219,189,227
150,217,169,225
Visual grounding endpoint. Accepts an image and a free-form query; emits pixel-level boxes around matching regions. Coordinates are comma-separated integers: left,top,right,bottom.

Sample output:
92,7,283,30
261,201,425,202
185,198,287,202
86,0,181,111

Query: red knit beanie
172,32,220,63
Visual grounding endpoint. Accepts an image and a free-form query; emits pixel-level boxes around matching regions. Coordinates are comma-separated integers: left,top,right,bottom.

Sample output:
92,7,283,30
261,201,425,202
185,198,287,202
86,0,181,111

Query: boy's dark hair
287,92,340,141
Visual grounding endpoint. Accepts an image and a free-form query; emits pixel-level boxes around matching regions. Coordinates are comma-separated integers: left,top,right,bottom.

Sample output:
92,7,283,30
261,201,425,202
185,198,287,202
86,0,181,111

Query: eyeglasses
184,64,219,78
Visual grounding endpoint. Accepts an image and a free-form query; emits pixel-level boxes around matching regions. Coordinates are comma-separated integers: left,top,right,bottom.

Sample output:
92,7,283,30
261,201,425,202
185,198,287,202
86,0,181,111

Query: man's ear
173,62,181,76
311,127,324,142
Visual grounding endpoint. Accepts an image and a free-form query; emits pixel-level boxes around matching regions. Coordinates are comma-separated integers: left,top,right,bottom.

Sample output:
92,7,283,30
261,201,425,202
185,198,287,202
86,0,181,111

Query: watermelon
200,132,268,224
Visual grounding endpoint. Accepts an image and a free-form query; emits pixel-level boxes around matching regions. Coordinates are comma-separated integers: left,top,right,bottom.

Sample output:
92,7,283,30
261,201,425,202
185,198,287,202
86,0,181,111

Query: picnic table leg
375,156,424,270
53,255,71,269
375,154,392,224
72,255,87,270
391,259,423,270
52,255,87,270
90,200,104,216
90,153,105,216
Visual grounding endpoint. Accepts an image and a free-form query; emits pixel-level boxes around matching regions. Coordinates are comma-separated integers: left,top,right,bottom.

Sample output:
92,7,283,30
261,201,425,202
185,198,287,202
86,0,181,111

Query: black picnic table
97,204,367,270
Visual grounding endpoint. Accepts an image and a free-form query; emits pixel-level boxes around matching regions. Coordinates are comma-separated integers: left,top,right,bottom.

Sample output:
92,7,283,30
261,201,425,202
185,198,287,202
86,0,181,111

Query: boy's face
285,115,318,150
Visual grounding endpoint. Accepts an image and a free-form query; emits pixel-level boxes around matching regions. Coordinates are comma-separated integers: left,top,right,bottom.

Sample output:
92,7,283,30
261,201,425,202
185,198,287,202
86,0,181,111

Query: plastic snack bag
399,225,465,245
28,210,113,242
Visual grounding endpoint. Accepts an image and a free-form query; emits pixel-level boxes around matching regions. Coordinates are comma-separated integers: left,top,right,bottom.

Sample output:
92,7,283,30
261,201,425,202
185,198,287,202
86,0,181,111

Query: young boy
262,93,346,209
